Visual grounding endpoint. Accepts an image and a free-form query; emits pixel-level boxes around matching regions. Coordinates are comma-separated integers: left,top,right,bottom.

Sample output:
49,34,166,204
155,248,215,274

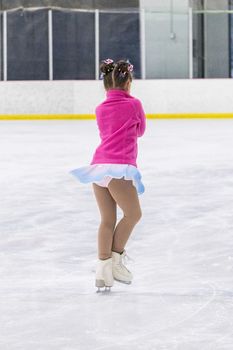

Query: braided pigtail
100,58,115,90
113,60,133,90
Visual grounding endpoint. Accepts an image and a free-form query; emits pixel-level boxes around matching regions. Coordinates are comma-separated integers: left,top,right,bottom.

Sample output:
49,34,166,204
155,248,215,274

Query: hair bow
104,58,114,65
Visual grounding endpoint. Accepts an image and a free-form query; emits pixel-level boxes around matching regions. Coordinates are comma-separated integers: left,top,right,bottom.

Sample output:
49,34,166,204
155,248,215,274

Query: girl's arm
133,99,146,137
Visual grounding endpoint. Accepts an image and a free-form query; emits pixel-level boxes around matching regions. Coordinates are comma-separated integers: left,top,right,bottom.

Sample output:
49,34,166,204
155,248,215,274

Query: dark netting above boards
7,9,49,80
99,12,141,79
1,0,139,10
52,10,95,80
3,7,140,80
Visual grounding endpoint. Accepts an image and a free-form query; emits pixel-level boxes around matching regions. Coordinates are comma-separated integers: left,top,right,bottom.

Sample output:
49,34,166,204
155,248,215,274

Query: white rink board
0,79,233,115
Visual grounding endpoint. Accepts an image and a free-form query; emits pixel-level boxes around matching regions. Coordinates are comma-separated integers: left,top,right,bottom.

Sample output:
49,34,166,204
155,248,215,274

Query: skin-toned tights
92,178,142,260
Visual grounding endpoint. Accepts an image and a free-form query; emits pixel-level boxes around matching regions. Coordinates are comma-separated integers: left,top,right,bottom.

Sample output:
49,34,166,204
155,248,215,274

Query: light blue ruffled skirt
70,164,145,195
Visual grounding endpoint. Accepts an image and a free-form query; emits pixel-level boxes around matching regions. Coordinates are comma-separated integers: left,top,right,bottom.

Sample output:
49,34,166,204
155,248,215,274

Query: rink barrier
0,113,233,120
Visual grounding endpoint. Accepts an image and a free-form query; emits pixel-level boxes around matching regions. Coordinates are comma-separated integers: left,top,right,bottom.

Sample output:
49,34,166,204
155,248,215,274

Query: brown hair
113,60,133,90
100,59,115,90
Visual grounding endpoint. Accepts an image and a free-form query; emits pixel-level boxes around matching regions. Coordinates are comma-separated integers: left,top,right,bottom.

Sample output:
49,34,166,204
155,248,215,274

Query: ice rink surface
1,119,233,350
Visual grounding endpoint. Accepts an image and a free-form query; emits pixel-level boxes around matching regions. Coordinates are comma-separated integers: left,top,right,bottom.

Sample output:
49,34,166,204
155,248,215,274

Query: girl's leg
108,178,142,253
92,183,117,260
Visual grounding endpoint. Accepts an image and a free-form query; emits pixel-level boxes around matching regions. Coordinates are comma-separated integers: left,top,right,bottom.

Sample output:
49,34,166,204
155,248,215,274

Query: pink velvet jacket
91,89,146,167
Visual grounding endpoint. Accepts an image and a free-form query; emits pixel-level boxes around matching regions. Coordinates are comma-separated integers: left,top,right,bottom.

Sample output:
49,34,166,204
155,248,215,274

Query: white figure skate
112,251,133,284
95,257,114,292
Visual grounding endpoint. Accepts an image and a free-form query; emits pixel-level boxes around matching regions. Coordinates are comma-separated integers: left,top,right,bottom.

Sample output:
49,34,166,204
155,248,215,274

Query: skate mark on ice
94,281,217,350
199,282,233,348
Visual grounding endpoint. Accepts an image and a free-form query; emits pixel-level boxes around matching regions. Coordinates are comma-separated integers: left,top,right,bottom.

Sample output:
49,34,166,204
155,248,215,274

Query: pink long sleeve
131,98,146,137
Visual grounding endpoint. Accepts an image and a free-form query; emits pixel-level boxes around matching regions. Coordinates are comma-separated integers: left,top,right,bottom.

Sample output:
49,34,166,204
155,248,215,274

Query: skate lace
122,251,134,265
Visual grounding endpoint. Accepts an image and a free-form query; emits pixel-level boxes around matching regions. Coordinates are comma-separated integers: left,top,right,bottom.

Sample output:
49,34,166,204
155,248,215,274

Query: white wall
140,0,189,79
0,79,232,116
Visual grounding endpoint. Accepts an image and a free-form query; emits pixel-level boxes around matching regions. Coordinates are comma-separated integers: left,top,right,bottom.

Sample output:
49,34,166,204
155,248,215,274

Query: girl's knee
134,208,142,223
126,208,142,224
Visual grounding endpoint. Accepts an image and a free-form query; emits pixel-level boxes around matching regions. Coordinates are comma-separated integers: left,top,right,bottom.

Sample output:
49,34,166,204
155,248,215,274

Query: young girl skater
71,59,146,291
